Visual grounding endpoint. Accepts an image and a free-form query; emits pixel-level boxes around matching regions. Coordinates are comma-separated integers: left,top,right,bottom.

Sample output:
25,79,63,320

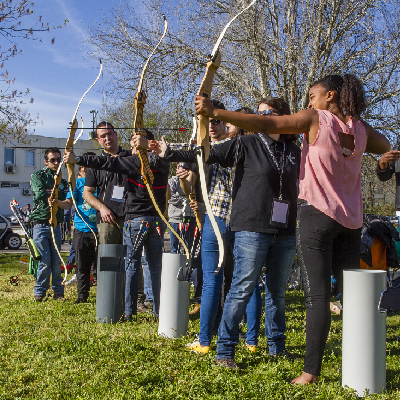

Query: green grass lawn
0,253,399,399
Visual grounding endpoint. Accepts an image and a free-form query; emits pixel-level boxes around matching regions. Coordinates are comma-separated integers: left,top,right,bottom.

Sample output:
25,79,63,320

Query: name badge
111,185,124,202
270,199,289,228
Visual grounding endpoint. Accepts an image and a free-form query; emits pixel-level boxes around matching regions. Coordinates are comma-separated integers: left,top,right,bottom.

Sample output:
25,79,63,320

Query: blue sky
3,0,126,139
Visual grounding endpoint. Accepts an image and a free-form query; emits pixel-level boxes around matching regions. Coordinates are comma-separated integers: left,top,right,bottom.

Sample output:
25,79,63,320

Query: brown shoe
214,359,240,370
53,294,65,301
34,295,44,302
189,303,201,316
137,304,151,314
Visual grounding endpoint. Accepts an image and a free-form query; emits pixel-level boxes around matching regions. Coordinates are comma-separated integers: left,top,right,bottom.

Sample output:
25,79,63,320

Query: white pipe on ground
158,253,190,338
342,269,387,396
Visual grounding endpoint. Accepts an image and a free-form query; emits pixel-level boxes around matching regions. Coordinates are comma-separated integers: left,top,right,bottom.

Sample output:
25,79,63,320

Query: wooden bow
49,60,103,281
195,0,257,275
133,15,190,261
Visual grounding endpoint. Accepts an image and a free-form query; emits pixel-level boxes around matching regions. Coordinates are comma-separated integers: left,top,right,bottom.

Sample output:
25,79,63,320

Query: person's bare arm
195,95,315,137
176,167,193,197
83,185,116,224
363,122,391,155
48,198,72,209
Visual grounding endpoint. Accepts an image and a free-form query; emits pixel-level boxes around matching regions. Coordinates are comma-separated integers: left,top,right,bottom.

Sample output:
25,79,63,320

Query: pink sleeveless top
299,109,367,229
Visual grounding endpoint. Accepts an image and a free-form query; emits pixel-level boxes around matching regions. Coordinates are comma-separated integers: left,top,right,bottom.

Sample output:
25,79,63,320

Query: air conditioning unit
4,165,16,174
22,189,31,196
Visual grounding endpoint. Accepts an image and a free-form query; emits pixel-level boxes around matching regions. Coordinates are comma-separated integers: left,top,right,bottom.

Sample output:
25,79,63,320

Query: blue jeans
169,222,180,254
141,250,153,302
198,215,233,346
216,232,295,359
123,217,163,316
245,235,296,354
33,224,64,297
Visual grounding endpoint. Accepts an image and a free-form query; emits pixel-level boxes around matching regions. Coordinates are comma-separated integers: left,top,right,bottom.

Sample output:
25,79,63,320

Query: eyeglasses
256,109,281,116
210,119,221,126
48,157,61,163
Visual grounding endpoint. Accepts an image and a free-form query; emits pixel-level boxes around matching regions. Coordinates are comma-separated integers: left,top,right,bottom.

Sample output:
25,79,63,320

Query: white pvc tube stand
342,270,387,396
158,253,190,339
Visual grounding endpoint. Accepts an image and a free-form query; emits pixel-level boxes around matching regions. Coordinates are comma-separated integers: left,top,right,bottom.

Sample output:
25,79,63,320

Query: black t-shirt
80,150,169,220
84,148,126,223
165,134,301,235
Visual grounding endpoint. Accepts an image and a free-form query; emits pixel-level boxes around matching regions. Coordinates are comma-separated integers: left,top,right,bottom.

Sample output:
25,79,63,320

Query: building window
4,148,15,165
25,150,35,166
0,182,19,188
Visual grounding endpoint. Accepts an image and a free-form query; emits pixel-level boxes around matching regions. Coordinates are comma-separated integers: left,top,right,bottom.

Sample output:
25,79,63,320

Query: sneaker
189,303,201,316
214,359,240,370
65,274,77,286
246,343,257,353
272,349,302,361
53,294,65,301
144,300,153,308
124,314,133,322
137,304,151,314
74,298,87,304
34,295,44,302
186,340,210,354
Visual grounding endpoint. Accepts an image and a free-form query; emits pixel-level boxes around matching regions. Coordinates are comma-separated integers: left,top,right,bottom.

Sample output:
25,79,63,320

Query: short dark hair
258,97,291,116
230,107,254,138
131,129,154,141
210,99,226,110
44,147,61,160
96,121,115,137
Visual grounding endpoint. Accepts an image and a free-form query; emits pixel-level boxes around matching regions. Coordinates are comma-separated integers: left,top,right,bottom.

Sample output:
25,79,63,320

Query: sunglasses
48,157,61,163
256,109,281,116
210,119,221,126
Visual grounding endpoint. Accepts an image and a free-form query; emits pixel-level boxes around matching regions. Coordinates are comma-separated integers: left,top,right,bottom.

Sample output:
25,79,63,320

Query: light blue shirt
66,178,97,233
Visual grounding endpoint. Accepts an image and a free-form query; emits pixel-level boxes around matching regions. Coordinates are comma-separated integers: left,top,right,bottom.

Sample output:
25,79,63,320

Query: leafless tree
87,0,400,141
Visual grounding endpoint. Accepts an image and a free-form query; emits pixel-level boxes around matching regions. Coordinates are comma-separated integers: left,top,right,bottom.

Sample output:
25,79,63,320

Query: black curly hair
312,74,366,120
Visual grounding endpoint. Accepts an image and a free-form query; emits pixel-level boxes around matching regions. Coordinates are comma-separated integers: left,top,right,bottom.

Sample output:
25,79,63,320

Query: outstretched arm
195,95,315,136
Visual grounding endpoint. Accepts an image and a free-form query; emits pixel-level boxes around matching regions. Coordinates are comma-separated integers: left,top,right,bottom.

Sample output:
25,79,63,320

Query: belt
298,201,311,207
32,221,51,226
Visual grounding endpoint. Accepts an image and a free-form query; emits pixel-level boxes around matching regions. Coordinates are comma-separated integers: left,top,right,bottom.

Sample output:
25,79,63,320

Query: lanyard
257,133,285,200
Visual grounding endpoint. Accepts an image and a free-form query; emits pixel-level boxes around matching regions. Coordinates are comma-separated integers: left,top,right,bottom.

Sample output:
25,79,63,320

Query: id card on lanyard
111,185,124,202
257,133,289,228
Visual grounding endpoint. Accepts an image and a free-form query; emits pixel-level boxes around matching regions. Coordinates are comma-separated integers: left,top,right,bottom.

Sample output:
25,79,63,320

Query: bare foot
291,372,319,385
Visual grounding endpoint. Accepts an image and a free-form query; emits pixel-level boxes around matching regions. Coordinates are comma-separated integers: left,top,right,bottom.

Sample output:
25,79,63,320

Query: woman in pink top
194,74,390,384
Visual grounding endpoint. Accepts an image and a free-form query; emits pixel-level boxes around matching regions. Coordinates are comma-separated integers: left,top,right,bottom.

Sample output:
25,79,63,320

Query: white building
0,134,101,216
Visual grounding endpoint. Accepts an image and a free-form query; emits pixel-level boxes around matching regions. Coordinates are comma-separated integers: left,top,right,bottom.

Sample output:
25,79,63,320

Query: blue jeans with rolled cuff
198,215,233,346
245,235,296,355
216,231,295,360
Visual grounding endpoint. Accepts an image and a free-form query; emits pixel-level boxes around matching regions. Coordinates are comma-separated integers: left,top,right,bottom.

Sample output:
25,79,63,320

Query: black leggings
297,204,361,376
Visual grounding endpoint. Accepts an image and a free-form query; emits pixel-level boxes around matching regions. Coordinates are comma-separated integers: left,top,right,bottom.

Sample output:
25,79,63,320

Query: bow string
133,15,191,262
195,0,257,275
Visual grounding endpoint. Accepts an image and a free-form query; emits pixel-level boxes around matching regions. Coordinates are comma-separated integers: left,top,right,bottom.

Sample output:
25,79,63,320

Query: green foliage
1,253,400,399
364,202,396,216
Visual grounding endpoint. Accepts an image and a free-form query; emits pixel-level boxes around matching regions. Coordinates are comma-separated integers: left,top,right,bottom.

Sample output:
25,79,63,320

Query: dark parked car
0,214,22,249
